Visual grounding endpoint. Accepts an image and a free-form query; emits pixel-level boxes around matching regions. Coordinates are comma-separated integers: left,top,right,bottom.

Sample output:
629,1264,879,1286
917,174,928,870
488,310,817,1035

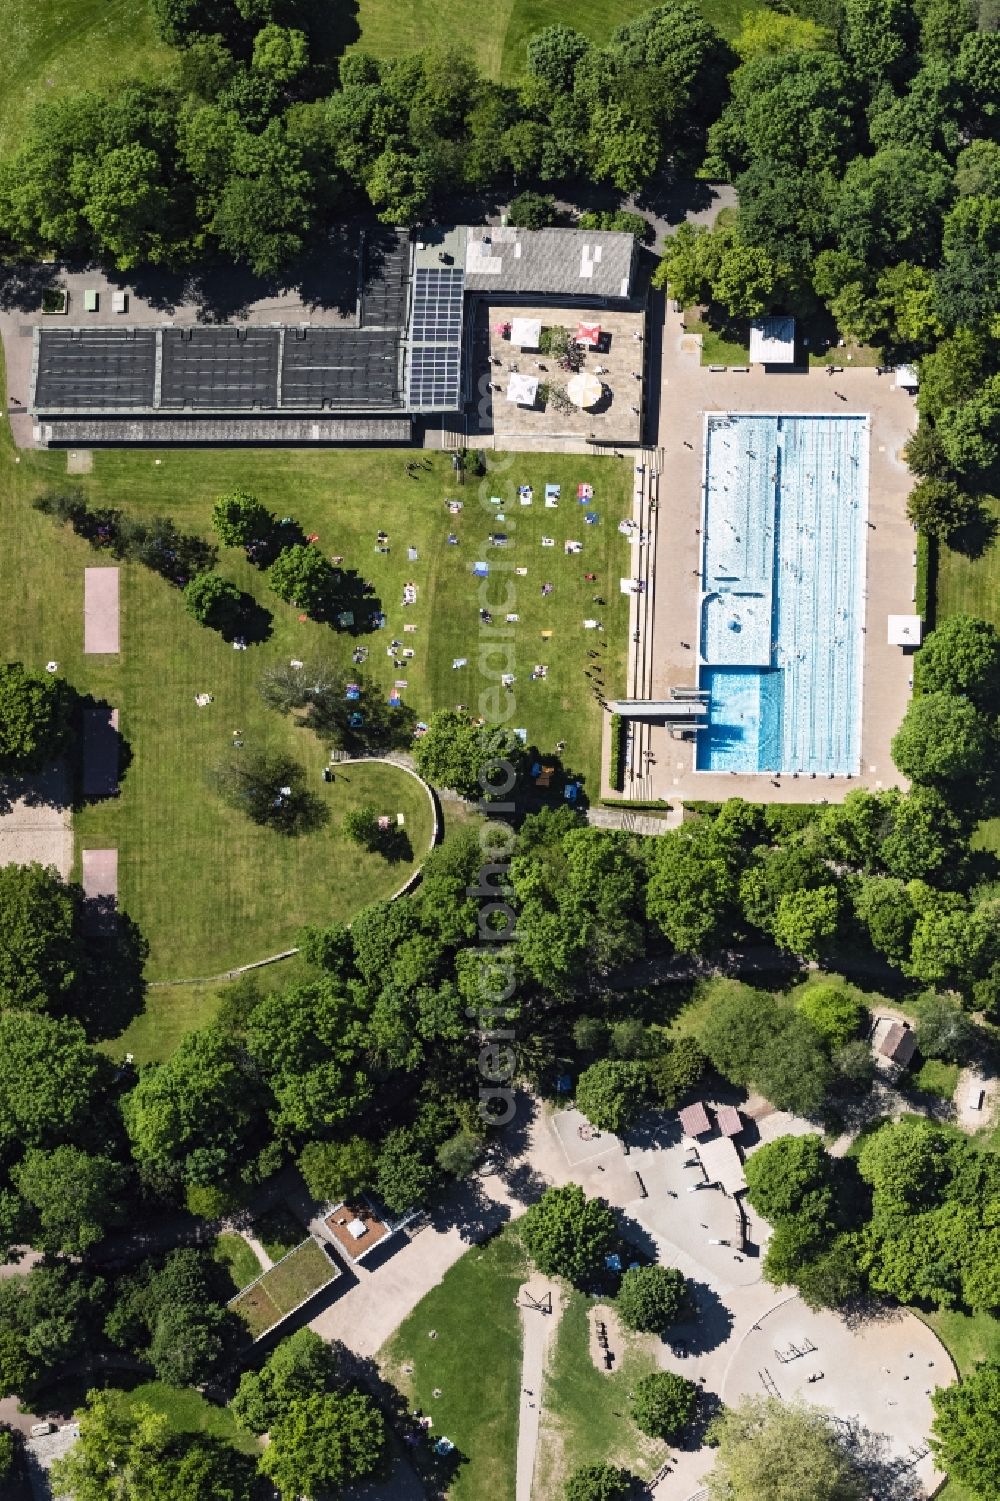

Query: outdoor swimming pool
696,414,868,775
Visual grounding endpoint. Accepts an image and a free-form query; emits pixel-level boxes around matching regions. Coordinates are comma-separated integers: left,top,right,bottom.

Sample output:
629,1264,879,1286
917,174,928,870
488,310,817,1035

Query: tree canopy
522,1185,617,1286
0,663,70,774
707,1397,866,1501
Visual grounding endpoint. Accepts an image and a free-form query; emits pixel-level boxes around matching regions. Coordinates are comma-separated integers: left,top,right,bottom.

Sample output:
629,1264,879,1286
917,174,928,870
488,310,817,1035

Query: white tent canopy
749,316,796,364
888,614,923,647
506,372,539,406
510,317,542,349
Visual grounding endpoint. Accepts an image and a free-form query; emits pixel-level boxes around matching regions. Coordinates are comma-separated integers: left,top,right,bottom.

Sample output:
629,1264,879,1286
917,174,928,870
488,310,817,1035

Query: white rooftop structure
895,364,919,391
888,614,923,647
697,1135,747,1196
507,372,539,406
749,316,796,365
510,317,542,349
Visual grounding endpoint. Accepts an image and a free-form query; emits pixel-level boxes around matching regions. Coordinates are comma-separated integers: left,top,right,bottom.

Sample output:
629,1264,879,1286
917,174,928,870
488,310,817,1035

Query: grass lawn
102,952,311,1064
0,0,173,156
911,1058,960,1100
684,314,750,367
231,1236,337,1338
0,432,627,983
103,1381,261,1456
380,1227,527,1500
534,1291,665,1497
936,497,1000,629
352,0,765,82
212,1231,262,1295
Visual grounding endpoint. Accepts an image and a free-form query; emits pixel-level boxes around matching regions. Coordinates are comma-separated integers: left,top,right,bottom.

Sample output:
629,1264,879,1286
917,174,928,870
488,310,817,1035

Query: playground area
723,1296,955,1495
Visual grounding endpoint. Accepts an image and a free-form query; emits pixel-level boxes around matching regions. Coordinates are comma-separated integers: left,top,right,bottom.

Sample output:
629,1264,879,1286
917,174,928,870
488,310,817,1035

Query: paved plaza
616,300,919,804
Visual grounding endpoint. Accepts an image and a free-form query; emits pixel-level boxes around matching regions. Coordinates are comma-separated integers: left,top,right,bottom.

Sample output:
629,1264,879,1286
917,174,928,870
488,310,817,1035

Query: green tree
771,885,841,960
631,1371,698,1440
507,192,556,229
522,1185,616,1286
211,489,275,549
0,662,70,773
575,1060,648,1135
210,120,314,274
183,572,244,634
52,1388,254,1501
931,1359,1000,1496
268,545,338,617
342,804,396,854
364,148,432,226
0,1430,13,1481
105,1248,230,1387
564,1464,632,1501
711,235,780,319
707,1396,865,1501
0,861,79,1012
617,1264,686,1332
857,1118,955,1209
0,1011,109,1161
794,979,865,1047
0,1262,105,1399
891,693,994,785
526,25,590,89
13,1147,128,1256
917,615,1000,712
232,1328,340,1434
903,422,952,478
413,710,527,801
906,477,981,539
260,1390,385,1498
122,1029,262,1190
212,748,325,834
252,23,308,82
646,812,747,953
648,1036,707,1108
375,1127,437,1214
297,1137,377,1203
744,1134,836,1226
436,1129,484,1178
80,142,172,271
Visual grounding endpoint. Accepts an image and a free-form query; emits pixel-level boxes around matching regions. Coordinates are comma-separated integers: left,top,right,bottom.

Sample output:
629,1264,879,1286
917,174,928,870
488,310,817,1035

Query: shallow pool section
696,414,868,776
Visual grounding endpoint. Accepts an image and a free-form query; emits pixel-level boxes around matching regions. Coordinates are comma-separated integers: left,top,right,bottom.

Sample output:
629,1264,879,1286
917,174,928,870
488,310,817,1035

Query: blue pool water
696,414,868,775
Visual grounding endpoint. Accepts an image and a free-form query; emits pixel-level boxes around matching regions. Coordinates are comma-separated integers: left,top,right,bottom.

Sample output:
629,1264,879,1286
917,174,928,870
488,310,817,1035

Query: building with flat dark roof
27,225,639,446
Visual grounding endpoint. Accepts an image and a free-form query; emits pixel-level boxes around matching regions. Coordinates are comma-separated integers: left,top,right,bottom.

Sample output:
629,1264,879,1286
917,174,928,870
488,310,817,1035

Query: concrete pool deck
628,300,917,805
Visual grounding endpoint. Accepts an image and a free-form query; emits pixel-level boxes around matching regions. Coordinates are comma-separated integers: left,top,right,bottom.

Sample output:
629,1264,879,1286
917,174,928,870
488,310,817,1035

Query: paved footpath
515,1286,563,1501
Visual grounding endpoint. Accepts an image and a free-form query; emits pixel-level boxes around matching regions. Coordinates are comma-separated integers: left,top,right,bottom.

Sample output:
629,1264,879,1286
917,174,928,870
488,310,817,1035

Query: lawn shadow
223,593,274,647
946,502,998,560
73,906,149,1041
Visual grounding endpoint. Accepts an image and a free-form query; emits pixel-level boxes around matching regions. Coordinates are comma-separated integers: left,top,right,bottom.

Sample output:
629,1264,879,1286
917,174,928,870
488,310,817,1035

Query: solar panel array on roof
160,327,279,409
411,267,464,342
408,346,461,408
406,265,464,410
281,328,402,409
33,328,156,410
